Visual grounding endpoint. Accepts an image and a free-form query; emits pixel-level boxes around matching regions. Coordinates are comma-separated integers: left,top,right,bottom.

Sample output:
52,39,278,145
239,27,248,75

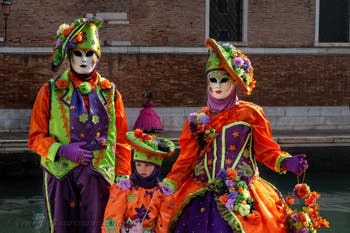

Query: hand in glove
281,154,308,176
57,141,93,165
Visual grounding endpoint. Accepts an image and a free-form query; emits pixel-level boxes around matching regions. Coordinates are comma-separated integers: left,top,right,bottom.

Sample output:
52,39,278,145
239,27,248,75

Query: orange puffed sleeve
114,90,132,176
28,83,58,159
241,103,290,171
165,120,200,190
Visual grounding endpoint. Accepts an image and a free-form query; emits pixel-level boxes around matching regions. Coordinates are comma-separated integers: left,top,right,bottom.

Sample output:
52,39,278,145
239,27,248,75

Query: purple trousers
42,165,110,233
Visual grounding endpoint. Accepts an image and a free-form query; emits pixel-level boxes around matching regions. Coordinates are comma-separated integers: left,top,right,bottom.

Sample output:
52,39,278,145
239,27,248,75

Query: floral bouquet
188,112,216,151
285,183,329,233
214,168,257,219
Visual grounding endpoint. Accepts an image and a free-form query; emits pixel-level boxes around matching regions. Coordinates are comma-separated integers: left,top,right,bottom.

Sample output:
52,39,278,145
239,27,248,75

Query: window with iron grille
209,0,243,42
319,0,349,42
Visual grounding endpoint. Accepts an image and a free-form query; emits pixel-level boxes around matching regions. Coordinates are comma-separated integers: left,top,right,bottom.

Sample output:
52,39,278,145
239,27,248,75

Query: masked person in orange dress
162,38,309,233
28,17,131,233
103,129,175,233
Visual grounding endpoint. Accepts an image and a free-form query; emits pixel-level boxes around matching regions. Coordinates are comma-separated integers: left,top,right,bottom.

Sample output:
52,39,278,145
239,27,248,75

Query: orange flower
319,218,330,227
100,78,113,89
133,128,153,141
285,195,294,205
305,197,315,205
62,24,75,37
219,194,228,204
134,129,144,138
308,208,317,219
75,32,83,43
237,187,243,193
297,212,307,223
56,79,68,89
313,220,320,229
227,168,237,180
309,191,320,199
294,183,310,199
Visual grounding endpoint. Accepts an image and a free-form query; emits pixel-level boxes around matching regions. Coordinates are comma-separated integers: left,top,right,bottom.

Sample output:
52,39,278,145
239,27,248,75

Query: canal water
1,145,349,233
0,171,348,233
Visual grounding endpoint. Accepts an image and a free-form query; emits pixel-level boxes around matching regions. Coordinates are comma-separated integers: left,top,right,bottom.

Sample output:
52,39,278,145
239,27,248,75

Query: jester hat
126,129,175,166
205,38,256,95
51,16,103,72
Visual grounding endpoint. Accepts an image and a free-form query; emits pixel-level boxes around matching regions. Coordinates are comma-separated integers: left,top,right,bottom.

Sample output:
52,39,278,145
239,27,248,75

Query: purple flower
225,180,235,188
188,112,197,122
161,184,174,196
217,169,227,180
233,57,244,67
117,179,131,190
67,40,77,49
228,191,238,200
199,114,210,125
243,59,251,72
290,213,299,221
225,198,235,211
56,39,63,47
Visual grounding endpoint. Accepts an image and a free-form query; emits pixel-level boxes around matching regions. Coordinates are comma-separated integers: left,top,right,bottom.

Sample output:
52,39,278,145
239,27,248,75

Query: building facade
0,0,349,131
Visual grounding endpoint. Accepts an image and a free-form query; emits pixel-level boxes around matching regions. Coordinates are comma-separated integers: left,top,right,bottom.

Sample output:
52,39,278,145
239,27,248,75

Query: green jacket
41,69,117,183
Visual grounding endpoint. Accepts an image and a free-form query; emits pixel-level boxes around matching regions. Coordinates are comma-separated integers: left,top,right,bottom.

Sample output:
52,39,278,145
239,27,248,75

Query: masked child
103,129,175,233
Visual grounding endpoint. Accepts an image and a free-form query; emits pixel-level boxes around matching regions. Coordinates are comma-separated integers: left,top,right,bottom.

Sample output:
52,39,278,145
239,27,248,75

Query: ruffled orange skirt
172,176,289,233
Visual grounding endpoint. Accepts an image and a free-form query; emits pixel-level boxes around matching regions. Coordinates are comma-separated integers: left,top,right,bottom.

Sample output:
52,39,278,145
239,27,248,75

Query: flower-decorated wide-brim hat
205,38,256,95
51,16,103,72
126,129,176,166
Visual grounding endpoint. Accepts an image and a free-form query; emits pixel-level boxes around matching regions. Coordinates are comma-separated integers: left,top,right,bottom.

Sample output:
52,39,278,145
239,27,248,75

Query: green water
0,171,348,233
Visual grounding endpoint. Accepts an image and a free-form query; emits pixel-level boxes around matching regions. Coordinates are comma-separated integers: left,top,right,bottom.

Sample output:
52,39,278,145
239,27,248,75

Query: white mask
70,50,98,74
207,70,234,99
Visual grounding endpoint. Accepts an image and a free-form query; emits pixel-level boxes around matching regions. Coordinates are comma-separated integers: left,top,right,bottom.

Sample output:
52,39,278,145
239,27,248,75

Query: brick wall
0,52,349,109
0,0,349,109
1,0,317,47
249,0,315,47
2,0,205,47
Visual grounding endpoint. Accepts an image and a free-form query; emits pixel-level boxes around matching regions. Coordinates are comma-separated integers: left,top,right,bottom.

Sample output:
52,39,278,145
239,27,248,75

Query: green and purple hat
126,129,175,166
51,16,103,72
205,38,256,95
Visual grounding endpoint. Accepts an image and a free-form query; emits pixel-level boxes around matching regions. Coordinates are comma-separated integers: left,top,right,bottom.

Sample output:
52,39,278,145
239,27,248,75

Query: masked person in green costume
28,17,131,233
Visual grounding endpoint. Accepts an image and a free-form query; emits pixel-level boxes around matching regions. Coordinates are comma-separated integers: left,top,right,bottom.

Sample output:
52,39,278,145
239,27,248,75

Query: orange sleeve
249,106,291,171
114,90,132,176
165,120,200,190
156,193,175,233
27,83,58,159
102,184,127,232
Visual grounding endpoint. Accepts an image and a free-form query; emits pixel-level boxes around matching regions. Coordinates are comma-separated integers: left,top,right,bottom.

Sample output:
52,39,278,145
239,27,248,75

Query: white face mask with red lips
70,49,98,74
207,70,234,100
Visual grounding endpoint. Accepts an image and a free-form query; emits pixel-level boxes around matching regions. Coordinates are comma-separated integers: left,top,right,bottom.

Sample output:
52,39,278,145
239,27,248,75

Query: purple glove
57,141,93,165
281,154,308,176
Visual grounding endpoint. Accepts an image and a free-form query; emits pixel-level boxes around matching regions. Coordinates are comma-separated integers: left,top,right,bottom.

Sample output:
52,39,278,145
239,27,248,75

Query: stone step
1,134,350,153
